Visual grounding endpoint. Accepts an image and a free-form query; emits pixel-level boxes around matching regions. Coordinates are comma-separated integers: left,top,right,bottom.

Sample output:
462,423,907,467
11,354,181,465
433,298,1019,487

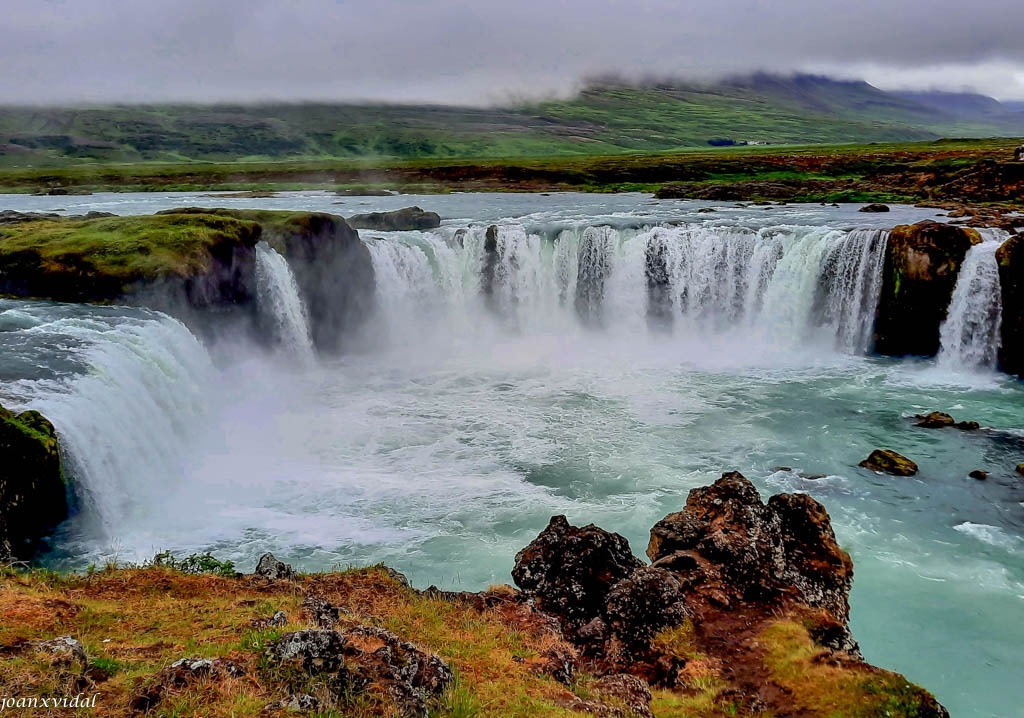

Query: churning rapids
1,192,1022,717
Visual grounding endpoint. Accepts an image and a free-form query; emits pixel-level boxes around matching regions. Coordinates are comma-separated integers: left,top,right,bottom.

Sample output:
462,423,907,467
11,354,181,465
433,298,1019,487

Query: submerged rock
346,206,441,231
859,449,919,476
0,405,67,561
874,221,982,357
859,203,890,212
1016,463,1024,476
969,470,988,480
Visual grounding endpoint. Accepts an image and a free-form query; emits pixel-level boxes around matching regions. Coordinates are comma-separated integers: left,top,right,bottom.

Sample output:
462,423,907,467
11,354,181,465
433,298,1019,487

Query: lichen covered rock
0,405,67,560
874,221,982,356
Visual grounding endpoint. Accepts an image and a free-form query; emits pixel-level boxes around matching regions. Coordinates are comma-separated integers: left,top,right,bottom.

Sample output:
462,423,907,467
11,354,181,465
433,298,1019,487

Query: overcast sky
3,0,1024,104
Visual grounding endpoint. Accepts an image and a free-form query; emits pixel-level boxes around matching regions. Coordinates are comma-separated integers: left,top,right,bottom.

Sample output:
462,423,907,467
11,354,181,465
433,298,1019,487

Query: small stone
265,694,320,713
301,595,341,629
859,449,918,476
591,674,654,718
36,635,87,665
859,203,890,213
956,421,981,431
254,552,294,580
1017,463,1024,476
915,411,955,428
969,470,988,481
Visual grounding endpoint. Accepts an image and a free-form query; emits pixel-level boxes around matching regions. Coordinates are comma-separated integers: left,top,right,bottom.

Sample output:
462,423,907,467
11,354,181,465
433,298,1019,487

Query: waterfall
817,229,889,353
255,242,316,362
938,238,1004,371
360,222,897,354
0,308,216,540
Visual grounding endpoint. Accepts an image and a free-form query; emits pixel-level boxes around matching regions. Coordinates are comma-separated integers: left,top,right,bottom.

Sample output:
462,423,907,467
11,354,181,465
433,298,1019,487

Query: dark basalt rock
1016,145,1024,162
481,224,500,312
35,635,87,665
859,203,890,213
267,627,452,717
1016,463,1024,476
0,405,67,561
603,567,689,647
301,595,342,629
648,472,853,622
969,470,988,480
512,515,644,640
874,221,982,357
859,449,918,476
347,206,441,232
645,234,673,328
996,235,1024,377
254,552,294,580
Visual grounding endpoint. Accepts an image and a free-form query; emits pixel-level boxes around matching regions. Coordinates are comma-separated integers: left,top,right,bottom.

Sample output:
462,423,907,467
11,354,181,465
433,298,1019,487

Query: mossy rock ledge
0,209,375,352
0,404,67,560
873,220,981,356
996,234,1024,377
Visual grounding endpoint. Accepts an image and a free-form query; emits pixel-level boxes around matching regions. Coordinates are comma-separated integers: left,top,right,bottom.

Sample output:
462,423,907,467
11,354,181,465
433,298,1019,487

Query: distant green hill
1,74,1021,166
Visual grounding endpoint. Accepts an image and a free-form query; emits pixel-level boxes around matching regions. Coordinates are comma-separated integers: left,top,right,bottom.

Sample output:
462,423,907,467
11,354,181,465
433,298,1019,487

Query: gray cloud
2,0,1024,104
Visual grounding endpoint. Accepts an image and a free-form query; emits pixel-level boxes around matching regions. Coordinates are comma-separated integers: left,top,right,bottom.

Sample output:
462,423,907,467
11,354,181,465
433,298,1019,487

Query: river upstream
0,192,1021,717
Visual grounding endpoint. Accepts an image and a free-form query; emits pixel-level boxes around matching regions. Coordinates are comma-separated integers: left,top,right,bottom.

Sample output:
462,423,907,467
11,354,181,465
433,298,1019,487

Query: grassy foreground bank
0,561,942,717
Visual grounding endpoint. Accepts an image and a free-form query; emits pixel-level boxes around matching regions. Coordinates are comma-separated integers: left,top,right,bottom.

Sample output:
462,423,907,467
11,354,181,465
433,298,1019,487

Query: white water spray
938,236,1004,371
255,242,316,362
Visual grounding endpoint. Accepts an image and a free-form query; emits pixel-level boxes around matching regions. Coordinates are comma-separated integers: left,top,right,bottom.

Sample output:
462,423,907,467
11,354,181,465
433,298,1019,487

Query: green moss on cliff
0,405,66,560
0,213,261,300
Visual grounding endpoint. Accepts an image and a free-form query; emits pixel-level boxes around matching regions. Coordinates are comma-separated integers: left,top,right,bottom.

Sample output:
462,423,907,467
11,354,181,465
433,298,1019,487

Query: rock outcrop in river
873,220,981,356
0,404,67,561
997,234,1024,377
347,206,441,232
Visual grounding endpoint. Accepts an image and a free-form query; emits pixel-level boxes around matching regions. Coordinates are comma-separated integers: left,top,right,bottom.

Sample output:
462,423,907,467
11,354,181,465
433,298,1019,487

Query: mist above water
0,192,1020,717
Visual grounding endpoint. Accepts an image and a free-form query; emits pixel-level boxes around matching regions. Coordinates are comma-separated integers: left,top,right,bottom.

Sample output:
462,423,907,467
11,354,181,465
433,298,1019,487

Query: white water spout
938,237,1004,371
255,242,316,363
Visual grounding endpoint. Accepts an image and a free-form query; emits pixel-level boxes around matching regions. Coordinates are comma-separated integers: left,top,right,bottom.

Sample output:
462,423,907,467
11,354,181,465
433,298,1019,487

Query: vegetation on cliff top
0,562,944,717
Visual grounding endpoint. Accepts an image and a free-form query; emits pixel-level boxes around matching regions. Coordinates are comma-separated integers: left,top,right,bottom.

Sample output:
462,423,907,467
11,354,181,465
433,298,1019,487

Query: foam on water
0,194,1020,717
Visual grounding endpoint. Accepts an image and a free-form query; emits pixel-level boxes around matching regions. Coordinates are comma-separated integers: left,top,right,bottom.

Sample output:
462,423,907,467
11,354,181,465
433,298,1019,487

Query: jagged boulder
874,221,982,356
255,552,294,580
267,627,452,717
859,449,918,476
347,207,441,232
996,235,1024,377
0,406,67,561
512,515,644,639
647,472,853,621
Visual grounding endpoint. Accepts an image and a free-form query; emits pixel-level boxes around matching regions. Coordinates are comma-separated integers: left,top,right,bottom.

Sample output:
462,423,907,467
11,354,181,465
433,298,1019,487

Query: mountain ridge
1,73,1021,165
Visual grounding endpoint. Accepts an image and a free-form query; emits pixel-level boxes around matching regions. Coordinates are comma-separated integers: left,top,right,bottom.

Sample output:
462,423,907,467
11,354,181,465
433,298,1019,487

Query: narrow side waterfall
359,222,906,356
938,238,1004,371
255,242,316,362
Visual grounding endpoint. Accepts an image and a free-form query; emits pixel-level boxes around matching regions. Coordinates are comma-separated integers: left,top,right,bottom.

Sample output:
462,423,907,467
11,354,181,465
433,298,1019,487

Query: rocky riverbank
0,473,946,717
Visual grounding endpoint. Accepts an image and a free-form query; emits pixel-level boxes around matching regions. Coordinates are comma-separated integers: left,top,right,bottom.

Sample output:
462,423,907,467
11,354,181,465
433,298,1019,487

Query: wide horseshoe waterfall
363,223,890,354
0,193,1020,718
